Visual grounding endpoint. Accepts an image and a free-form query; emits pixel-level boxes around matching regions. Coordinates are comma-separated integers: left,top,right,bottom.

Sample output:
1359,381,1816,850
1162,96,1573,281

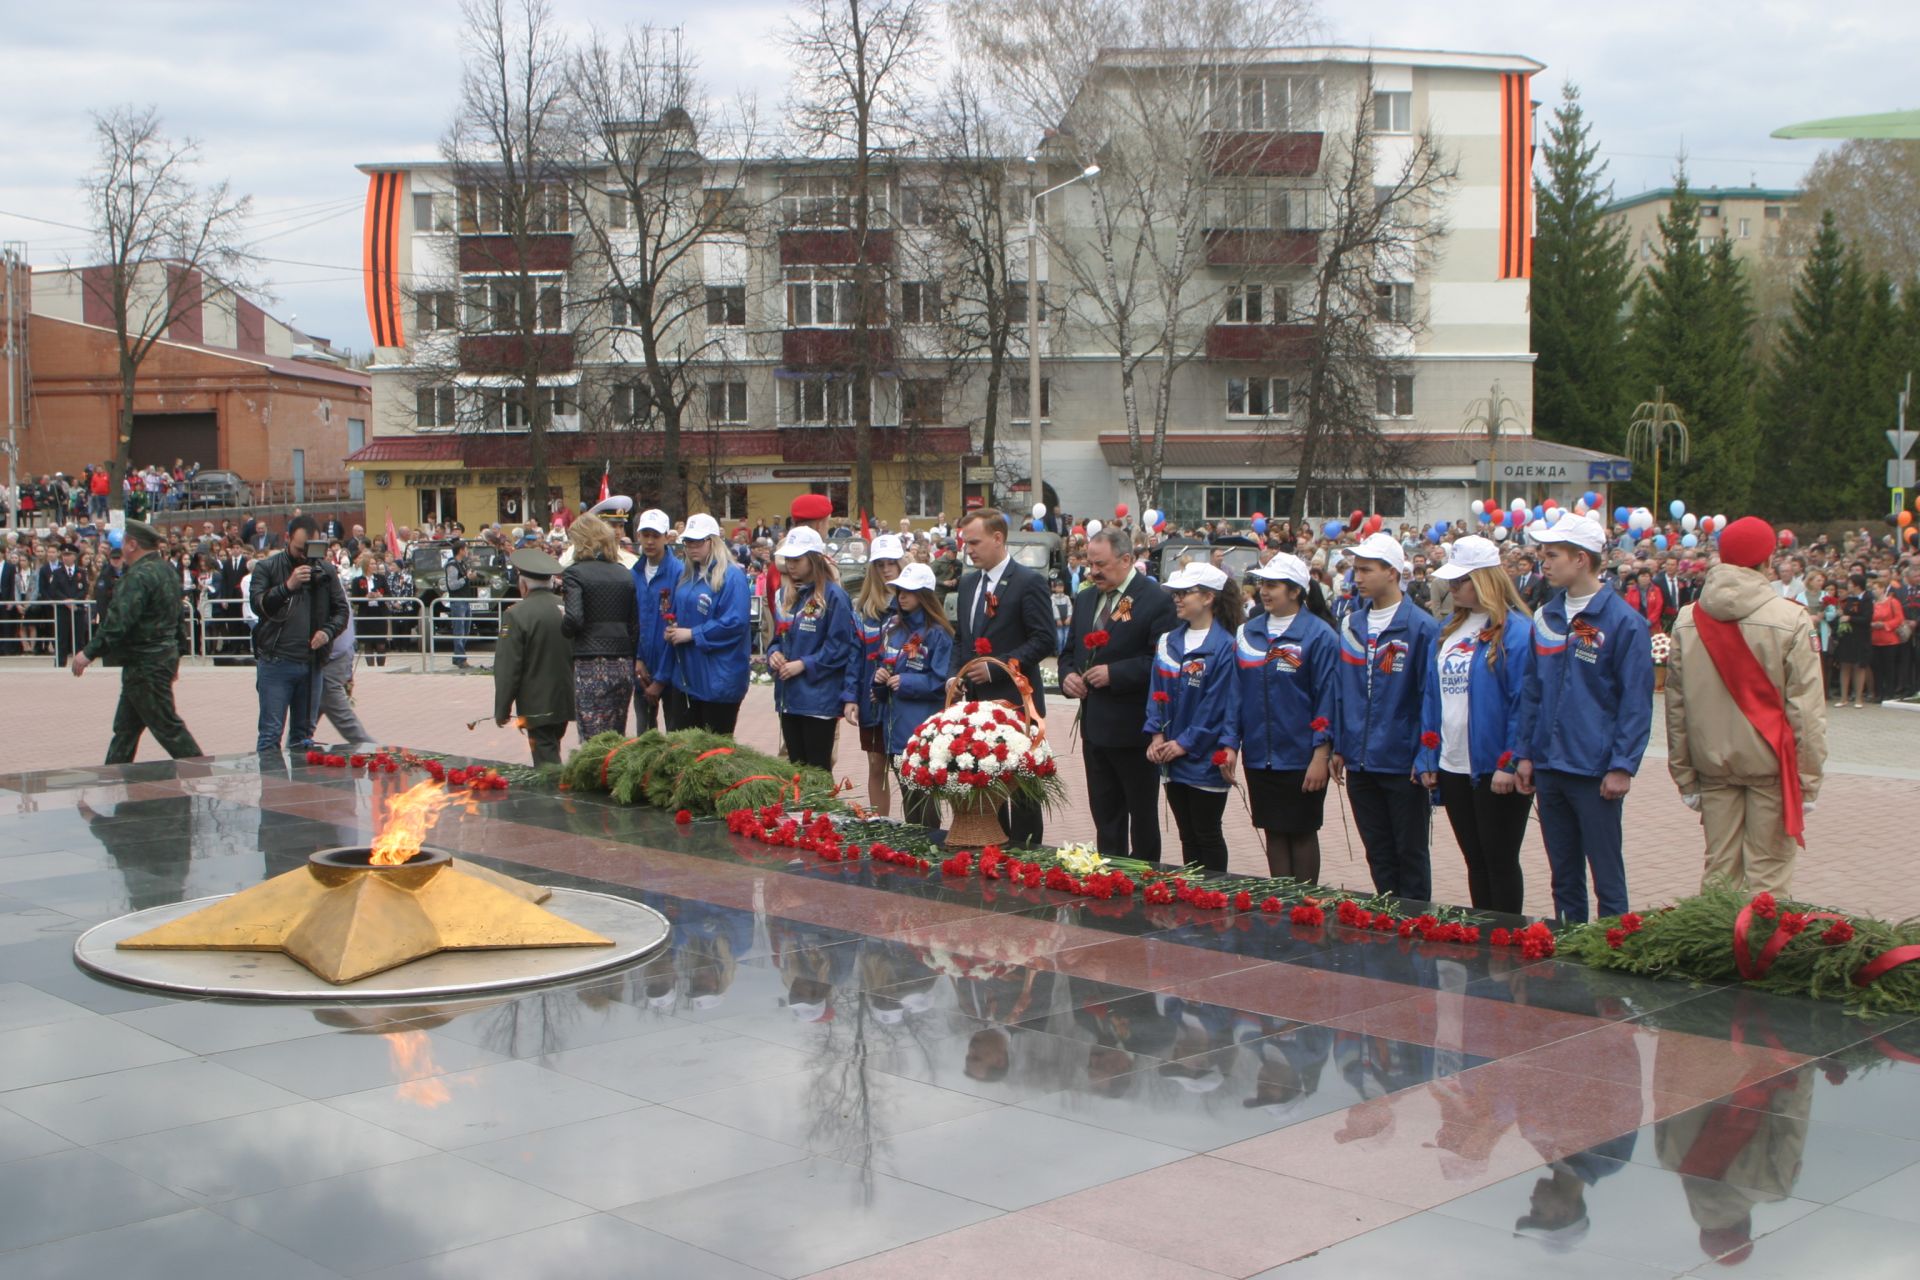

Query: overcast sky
1,0,1908,351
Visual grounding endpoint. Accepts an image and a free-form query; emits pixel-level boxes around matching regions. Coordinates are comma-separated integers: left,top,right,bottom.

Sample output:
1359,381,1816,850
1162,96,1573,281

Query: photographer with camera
248,515,348,754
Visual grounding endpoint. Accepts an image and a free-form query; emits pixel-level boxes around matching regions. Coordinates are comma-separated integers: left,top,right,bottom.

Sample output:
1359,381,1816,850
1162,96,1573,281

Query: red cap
791,493,833,521
1718,516,1774,569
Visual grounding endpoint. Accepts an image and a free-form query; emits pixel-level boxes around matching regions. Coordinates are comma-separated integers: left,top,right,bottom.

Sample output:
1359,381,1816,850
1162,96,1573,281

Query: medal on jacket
1110,595,1133,622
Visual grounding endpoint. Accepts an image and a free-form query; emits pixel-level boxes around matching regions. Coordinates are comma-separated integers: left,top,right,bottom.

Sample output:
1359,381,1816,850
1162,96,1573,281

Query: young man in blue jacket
1516,516,1654,922
1332,533,1440,901
630,508,682,731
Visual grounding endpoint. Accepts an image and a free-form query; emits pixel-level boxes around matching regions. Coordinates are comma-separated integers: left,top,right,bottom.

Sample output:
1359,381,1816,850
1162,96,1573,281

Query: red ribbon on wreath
599,738,642,789
694,747,735,763
717,772,805,803
1853,945,1920,989
1731,902,1847,980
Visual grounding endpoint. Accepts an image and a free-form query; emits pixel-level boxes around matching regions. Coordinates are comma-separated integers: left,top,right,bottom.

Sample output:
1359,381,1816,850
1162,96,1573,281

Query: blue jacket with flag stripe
630,551,683,680
1419,611,1534,782
1233,609,1339,772
1333,598,1440,776
1515,584,1654,778
1143,623,1240,790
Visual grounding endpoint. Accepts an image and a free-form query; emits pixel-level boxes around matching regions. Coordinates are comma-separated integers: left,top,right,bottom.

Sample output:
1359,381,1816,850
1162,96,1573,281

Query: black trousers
1084,740,1162,862
633,684,660,733
903,787,940,830
1166,783,1229,872
526,722,567,767
1436,770,1531,914
662,687,692,731
994,794,1045,848
1347,770,1433,902
782,713,837,770
685,697,740,736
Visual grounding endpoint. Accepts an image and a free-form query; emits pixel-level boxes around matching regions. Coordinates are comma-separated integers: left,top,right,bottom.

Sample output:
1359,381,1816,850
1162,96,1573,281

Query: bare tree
1789,140,1920,285
783,0,936,519
80,105,254,511
568,25,762,513
1282,68,1455,530
953,0,1314,513
425,0,578,521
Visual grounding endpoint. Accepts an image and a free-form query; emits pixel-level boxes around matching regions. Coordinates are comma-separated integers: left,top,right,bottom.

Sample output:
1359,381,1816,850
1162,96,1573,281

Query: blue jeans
1534,769,1628,923
256,658,320,752
89,494,107,518
450,599,471,662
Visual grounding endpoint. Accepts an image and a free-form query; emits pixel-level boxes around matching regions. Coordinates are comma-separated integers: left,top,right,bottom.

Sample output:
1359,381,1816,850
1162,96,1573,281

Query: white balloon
1589,507,1606,524
1681,513,1698,533
1086,519,1103,535
1511,498,1528,512
1470,500,1485,515
1493,525,1510,541
1032,502,1047,519
1545,507,1564,525
1715,514,1727,529
1573,500,1588,515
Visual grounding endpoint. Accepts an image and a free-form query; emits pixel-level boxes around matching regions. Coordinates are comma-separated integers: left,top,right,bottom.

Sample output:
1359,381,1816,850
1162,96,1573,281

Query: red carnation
1751,892,1778,919
775,620,791,636
1822,920,1855,946
1233,890,1253,911
1289,903,1324,926
1619,912,1644,934
1605,927,1627,949
1211,748,1230,767
1309,717,1330,734
1420,731,1440,750
674,809,692,825
973,638,992,655
1261,896,1284,914
1779,912,1810,938
662,612,676,626
305,750,323,765
1490,927,1510,946
1084,630,1110,651
1497,751,1515,770
1151,691,1170,704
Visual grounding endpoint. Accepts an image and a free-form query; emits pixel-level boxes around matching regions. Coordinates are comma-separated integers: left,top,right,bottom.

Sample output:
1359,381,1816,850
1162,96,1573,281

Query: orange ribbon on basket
599,738,642,789
717,772,805,803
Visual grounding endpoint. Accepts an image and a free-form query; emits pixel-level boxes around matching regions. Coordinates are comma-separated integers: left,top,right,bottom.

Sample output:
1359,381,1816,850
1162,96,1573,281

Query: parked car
409,540,510,646
186,470,255,509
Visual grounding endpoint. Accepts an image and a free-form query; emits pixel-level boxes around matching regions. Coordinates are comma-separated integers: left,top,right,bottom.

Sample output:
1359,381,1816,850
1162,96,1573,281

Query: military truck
408,539,511,646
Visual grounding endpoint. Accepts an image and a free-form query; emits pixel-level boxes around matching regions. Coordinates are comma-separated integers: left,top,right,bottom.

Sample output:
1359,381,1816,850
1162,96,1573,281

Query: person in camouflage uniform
71,521,202,764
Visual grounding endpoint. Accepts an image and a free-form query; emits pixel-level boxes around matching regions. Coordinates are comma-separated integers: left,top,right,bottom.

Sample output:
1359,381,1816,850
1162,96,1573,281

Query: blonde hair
1441,565,1531,664
568,514,618,562
855,555,899,618
779,551,836,616
682,534,732,592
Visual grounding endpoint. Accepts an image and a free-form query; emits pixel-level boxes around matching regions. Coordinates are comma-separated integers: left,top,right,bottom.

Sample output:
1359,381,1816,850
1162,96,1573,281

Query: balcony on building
459,333,575,374
1204,131,1324,178
781,328,895,369
457,235,575,273
1203,228,1318,268
779,228,894,267
1205,324,1313,362
776,423,970,464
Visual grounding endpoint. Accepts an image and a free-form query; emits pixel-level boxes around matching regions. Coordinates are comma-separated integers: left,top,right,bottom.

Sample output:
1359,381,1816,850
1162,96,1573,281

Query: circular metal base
73,889,670,1002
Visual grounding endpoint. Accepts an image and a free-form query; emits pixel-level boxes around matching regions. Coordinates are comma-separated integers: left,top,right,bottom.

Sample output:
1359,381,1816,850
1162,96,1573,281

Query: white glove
1803,801,1816,814
1681,792,1701,811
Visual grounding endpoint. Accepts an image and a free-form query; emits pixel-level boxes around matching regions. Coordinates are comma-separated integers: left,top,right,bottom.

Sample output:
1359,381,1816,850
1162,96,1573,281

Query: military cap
510,546,564,577
123,520,163,548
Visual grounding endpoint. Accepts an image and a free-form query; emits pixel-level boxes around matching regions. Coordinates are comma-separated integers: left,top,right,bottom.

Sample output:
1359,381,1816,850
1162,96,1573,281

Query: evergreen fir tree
1531,82,1633,454
1756,211,1869,518
1625,174,1760,514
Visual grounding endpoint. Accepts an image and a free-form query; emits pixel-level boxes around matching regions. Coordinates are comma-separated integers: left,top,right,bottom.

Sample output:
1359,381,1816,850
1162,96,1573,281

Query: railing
0,595,456,668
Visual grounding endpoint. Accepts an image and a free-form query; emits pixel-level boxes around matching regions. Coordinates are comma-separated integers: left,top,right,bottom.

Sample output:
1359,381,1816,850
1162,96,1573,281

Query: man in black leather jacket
249,515,349,753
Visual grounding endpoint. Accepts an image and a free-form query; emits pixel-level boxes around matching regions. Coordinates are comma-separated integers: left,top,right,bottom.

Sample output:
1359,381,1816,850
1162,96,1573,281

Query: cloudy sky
1,0,1907,351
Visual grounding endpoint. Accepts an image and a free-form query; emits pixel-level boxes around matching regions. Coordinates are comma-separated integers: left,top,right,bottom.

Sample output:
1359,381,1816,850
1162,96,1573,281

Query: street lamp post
1027,164,1098,525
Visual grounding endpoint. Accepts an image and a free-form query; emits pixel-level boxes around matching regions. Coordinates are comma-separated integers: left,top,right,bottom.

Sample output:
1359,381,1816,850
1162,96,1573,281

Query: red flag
598,463,610,504
385,513,400,559
860,508,871,541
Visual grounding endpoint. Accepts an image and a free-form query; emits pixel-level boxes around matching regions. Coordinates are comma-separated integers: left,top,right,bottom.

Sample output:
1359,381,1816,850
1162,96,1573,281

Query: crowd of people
0,460,208,527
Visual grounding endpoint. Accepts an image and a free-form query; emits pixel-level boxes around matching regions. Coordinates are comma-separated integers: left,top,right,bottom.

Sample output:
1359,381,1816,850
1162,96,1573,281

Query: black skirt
1833,621,1873,667
1245,767,1328,834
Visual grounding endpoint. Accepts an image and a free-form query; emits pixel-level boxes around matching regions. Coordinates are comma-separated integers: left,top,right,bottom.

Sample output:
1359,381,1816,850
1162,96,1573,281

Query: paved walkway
4,663,1917,919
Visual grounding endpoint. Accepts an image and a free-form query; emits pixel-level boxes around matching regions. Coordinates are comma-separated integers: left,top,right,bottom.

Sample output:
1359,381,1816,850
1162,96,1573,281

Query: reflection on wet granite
9,753,1920,1278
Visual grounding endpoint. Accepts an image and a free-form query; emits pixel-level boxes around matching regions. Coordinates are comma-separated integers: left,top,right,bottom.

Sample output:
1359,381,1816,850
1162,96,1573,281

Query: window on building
1699,204,1720,219
902,479,944,517
899,281,941,325
786,267,860,327
779,176,887,227
611,382,654,426
898,187,939,228
705,285,746,327
1372,91,1411,133
412,193,452,232
1375,373,1414,418
812,481,850,515
484,387,574,430
463,276,564,333
1007,279,1049,323
701,482,750,519
786,376,855,426
1372,281,1413,324
1738,217,1752,239
900,378,944,424
1224,283,1268,324
607,190,631,229
700,187,746,231
610,287,643,328
414,291,457,333
1226,376,1290,418
706,379,749,424
1211,184,1310,231
1211,75,1320,131
1764,204,1783,220
415,386,458,429
1010,376,1053,421
457,183,569,234
1374,486,1407,518
1203,485,1274,520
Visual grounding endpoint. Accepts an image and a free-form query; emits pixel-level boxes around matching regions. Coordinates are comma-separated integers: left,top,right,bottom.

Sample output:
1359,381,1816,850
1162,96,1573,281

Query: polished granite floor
3,756,1920,1278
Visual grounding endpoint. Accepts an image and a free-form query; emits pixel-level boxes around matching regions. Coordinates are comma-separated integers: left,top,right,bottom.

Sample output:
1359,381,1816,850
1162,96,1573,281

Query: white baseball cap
867,534,905,562
1350,533,1408,575
680,513,722,542
890,562,937,593
1249,552,1311,589
635,508,672,535
1164,563,1230,592
1433,535,1500,580
1532,516,1606,556
776,526,827,559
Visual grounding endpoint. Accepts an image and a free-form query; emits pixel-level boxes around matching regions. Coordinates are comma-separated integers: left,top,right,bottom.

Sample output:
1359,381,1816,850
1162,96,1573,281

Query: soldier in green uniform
71,521,203,764
494,547,575,765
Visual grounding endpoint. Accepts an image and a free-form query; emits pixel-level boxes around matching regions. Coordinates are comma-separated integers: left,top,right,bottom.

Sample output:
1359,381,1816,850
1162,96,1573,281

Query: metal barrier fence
0,595,464,668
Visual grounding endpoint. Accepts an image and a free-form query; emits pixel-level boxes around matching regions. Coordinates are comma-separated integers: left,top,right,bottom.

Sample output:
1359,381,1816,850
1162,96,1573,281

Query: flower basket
1650,631,1671,692
896,657,1063,847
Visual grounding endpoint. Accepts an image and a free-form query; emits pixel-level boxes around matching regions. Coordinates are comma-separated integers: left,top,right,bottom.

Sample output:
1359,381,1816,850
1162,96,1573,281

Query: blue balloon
1669,499,1686,520
106,528,124,549
1681,533,1699,549
1477,509,1492,524
1251,517,1268,535
1583,491,1601,508
1031,518,1046,531
1322,520,1344,538
1653,534,1669,551
1614,506,1631,525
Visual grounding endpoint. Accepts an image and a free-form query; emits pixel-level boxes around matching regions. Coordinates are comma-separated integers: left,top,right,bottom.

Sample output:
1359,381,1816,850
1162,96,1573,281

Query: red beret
1717,516,1774,569
791,494,833,521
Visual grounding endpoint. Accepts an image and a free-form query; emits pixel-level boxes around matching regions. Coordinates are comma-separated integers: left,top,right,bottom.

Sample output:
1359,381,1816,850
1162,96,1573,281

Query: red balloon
1250,511,1265,521
1541,498,1558,509
1778,529,1795,547
1114,504,1129,519
1490,510,1506,526
1364,515,1382,535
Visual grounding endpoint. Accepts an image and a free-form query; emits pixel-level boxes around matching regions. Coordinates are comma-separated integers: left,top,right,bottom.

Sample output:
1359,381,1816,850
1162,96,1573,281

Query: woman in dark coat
561,514,640,737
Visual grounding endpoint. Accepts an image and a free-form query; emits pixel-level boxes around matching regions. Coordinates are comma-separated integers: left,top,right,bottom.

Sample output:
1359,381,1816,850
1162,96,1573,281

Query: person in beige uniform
1666,517,1827,896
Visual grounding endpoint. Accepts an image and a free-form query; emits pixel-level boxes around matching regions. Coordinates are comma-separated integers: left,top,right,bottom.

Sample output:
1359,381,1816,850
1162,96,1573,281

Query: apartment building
350,45,1627,533
1607,185,1802,274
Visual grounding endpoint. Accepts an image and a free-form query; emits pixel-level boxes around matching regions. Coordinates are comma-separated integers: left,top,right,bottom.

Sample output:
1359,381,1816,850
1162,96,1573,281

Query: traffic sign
1891,429,1919,459
1890,459,1917,489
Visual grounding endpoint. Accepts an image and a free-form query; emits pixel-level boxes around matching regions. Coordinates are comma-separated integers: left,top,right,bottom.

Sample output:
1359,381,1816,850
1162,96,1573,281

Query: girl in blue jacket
1236,553,1340,882
630,509,682,732
877,562,953,829
660,513,752,735
766,526,860,770
1417,536,1534,913
1145,563,1243,872
851,536,905,816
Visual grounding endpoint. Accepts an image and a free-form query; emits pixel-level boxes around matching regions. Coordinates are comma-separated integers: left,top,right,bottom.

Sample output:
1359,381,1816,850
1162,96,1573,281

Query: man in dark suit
1059,526,1176,861
948,508,1057,846
1514,554,1551,611
1654,558,1684,630
40,543,91,664
214,542,250,658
